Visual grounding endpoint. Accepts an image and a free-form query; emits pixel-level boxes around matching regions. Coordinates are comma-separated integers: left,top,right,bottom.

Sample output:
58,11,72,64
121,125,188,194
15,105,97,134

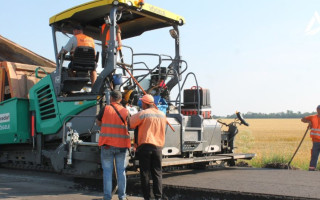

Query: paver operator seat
61,46,99,93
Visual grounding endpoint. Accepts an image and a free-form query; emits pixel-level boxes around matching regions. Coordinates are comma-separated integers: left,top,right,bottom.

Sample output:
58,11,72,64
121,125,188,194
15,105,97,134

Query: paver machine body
0,0,255,176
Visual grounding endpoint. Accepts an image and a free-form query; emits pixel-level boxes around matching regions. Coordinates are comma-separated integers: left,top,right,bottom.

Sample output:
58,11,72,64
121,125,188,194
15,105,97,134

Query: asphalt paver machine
0,0,255,176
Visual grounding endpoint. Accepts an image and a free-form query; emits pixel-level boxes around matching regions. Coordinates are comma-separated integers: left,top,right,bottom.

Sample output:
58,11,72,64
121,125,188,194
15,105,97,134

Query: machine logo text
0,113,10,123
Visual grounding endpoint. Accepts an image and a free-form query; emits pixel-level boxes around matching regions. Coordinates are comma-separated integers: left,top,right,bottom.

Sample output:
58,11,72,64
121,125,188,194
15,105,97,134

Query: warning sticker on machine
0,113,10,123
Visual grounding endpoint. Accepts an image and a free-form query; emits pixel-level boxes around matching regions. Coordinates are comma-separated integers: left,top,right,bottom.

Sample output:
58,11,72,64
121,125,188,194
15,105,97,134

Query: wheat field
221,119,312,170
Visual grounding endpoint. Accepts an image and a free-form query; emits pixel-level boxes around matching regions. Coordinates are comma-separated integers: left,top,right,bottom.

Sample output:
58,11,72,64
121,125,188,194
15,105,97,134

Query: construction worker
101,23,122,48
57,25,97,84
130,94,167,200
96,90,130,200
301,105,320,171
101,17,122,67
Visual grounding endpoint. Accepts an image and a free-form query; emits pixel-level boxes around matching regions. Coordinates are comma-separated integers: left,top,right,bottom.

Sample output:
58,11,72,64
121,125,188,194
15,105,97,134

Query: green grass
251,154,290,168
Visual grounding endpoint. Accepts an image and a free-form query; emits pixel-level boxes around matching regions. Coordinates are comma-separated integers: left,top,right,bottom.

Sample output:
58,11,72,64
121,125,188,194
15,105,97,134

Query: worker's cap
317,105,320,110
73,24,83,30
110,90,122,100
140,94,154,105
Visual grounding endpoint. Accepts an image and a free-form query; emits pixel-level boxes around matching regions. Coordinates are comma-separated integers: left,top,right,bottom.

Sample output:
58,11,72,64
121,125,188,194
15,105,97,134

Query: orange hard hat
140,94,154,105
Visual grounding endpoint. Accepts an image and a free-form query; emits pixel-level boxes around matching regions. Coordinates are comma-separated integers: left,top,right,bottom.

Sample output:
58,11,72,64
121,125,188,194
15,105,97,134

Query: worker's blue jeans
310,141,320,168
101,146,128,200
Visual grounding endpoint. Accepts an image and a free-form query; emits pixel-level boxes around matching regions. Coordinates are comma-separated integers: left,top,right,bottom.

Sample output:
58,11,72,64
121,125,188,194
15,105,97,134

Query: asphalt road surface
161,167,320,199
1,167,320,200
0,168,143,200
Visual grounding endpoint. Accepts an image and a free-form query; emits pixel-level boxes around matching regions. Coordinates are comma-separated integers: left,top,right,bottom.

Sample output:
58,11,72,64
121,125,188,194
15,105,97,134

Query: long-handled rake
287,126,309,169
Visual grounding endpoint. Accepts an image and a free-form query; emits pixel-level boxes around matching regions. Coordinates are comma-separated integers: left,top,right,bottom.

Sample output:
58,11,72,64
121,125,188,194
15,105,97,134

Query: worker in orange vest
101,23,122,48
130,94,167,200
301,105,320,171
57,25,97,84
101,19,122,68
96,90,130,200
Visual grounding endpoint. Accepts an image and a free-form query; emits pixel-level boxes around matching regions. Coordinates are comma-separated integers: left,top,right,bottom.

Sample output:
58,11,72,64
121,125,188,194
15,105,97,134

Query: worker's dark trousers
310,141,320,168
138,147,162,200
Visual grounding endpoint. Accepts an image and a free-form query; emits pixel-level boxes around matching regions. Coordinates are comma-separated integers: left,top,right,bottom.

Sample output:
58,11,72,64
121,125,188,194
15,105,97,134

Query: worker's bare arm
96,119,102,126
301,118,312,128
301,118,309,123
117,31,122,48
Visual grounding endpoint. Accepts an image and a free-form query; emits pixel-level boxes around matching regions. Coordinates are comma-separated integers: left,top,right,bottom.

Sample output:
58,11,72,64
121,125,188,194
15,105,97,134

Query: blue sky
1,0,320,116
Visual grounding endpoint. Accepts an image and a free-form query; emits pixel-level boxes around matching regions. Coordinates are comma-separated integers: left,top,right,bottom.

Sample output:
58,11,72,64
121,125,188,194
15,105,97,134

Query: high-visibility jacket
75,33,95,49
305,115,320,142
130,108,167,147
101,24,121,45
98,102,130,148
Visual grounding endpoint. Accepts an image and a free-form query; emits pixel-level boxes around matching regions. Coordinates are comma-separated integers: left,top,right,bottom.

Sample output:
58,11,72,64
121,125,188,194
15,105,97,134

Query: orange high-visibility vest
99,102,130,148
75,33,95,48
305,115,320,142
130,108,167,147
101,24,120,45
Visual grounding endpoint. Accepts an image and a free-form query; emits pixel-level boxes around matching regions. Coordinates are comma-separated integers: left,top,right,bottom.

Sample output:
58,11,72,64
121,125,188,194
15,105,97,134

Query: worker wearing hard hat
301,105,320,171
130,94,167,200
96,90,130,200
57,25,97,84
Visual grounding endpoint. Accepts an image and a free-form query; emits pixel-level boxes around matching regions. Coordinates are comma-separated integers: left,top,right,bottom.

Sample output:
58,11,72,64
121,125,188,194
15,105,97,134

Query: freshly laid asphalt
1,167,320,200
162,167,320,199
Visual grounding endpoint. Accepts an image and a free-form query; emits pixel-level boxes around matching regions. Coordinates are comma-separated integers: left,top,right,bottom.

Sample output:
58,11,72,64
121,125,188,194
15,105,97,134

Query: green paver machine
0,0,255,176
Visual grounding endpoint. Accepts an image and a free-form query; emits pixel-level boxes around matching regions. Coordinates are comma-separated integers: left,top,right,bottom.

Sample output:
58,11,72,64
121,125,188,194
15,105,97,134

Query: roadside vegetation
220,119,312,170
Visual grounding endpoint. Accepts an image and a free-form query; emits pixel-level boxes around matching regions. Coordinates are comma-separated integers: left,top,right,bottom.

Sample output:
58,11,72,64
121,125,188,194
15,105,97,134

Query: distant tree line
213,110,317,119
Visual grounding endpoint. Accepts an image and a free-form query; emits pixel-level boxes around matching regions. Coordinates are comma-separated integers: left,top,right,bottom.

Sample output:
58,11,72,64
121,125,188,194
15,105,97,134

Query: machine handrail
121,45,134,66
128,53,163,93
160,54,173,60
169,69,182,113
132,62,150,70
161,58,188,75
175,72,200,114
